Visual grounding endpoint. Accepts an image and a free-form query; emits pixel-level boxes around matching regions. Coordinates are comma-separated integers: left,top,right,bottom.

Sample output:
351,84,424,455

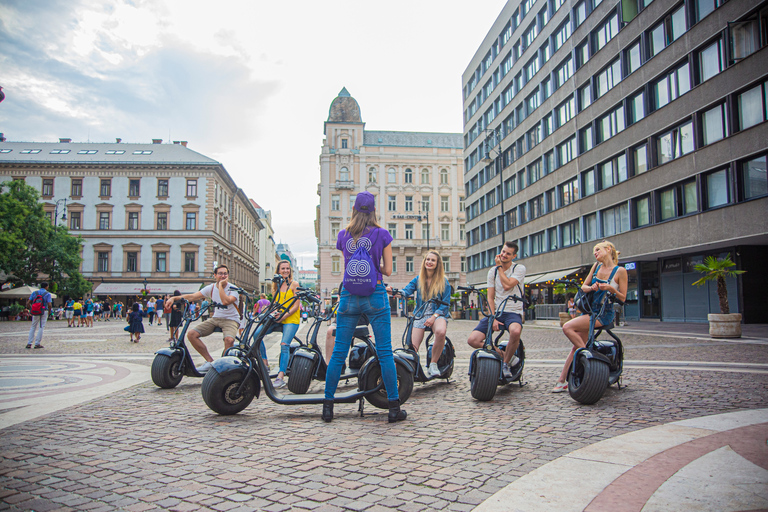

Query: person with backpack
65,298,75,327
323,191,406,423
26,283,52,349
251,260,301,388
126,302,145,343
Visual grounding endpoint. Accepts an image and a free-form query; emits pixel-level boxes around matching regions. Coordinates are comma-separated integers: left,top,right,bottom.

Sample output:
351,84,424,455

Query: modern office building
316,88,467,306
0,139,264,300
462,0,767,323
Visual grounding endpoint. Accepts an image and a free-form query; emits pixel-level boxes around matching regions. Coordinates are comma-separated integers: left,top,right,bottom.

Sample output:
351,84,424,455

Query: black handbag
573,289,594,315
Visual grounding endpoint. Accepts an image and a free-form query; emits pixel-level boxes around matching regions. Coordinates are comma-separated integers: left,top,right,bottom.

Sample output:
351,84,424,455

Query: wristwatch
432,313,439,318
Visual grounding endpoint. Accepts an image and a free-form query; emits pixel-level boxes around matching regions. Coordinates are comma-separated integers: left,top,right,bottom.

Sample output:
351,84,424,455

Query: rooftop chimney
116,138,122,143
180,141,188,147
152,139,162,144
0,133,6,142
173,141,180,145
59,138,71,143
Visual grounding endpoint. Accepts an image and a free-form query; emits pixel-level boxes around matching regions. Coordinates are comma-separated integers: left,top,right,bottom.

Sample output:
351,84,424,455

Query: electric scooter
556,279,625,404
458,284,528,401
201,276,414,416
389,288,455,383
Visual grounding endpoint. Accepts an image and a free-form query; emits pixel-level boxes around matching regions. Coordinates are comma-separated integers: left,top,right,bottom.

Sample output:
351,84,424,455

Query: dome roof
327,87,362,123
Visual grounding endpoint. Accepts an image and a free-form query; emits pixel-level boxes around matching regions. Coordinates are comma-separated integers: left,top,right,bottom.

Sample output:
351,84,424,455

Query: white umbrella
0,286,58,299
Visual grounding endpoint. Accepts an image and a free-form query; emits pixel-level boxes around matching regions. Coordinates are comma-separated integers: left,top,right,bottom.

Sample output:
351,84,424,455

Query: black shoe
388,400,407,423
322,400,334,423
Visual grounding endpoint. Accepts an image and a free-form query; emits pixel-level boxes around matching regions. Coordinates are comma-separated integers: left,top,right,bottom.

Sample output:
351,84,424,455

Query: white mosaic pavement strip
473,408,768,512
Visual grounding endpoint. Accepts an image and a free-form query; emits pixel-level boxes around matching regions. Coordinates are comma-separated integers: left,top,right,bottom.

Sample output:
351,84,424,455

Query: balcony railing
335,180,355,189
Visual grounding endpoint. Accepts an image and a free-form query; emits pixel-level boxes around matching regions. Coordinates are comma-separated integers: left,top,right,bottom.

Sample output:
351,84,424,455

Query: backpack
30,292,46,316
343,230,379,297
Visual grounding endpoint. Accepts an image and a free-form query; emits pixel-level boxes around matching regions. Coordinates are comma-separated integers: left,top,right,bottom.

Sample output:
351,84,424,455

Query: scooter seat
596,322,615,332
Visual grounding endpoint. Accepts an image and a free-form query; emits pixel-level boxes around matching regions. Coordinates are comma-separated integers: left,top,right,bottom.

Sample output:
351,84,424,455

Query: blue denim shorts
473,312,523,333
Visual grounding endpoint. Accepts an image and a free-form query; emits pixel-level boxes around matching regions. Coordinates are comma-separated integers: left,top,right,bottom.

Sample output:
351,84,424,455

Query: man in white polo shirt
164,265,242,372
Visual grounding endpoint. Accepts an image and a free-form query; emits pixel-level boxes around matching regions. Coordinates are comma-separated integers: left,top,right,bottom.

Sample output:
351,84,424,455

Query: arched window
421,168,430,184
368,167,377,183
388,168,397,183
339,167,349,181
404,168,413,183
440,169,449,184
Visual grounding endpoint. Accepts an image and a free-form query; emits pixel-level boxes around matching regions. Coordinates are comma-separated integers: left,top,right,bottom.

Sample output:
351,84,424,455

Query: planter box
559,312,571,327
708,313,742,338
451,311,463,320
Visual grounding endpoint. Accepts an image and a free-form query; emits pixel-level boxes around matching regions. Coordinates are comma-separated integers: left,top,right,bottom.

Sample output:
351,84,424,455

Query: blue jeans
324,285,398,401
252,322,300,374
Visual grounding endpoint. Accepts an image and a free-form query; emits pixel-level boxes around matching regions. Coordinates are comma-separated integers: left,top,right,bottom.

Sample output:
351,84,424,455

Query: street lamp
416,206,430,251
481,127,505,246
142,277,149,295
53,198,67,226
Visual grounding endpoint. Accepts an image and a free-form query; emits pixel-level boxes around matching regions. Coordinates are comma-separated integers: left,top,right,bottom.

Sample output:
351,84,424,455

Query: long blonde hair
272,260,293,296
593,240,620,265
418,250,446,300
345,209,381,244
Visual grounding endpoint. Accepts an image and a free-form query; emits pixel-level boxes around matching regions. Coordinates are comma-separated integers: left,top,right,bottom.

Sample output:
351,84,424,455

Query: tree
0,180,90,295
692,254,745,314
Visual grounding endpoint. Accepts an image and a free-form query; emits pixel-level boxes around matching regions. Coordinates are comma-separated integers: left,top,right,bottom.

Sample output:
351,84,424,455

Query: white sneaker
509,356,520,367
502,363,513,379
198,361,213,373
428,362,441,377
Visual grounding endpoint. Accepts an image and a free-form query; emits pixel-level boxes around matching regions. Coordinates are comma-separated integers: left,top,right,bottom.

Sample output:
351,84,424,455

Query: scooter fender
289,346,321,377
576,348,612,366
154,347,181,358
210,357,261,398
393,348,417,373
468,349,502,377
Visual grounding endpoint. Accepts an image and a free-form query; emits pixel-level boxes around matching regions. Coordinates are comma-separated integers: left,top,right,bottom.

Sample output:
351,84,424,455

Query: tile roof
0,142,220,165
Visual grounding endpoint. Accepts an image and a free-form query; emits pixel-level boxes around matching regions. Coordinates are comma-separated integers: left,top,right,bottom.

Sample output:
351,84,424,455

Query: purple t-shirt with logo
336,226,393,284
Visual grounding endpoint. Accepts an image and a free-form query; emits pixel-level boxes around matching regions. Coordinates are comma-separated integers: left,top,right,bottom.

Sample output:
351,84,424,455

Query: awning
0,286,58,299
524,273,544,285
92,282,204,296
527,267,582,285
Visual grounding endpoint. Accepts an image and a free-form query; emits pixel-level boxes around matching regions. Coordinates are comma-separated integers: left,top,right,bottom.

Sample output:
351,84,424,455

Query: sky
0,0,507,269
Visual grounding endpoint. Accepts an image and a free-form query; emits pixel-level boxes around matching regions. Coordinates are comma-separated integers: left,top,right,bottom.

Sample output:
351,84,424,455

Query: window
626,40,642,75
559,177,580,206
562,220,580,247
583,213,597,241
157,212,167,230
185,212,196,230
576,40,590,68
460,223,466,241
421,196,430,212
419,168,430,185
332,222,341,239
699,38,725,82
368,168,377,183
554,57,573,89
602,204,630,236
67,211,80,230
636,196,651,226
558,137,577,166
331,195,340,211
132,150,152,155
332,257,340,273
659,188,676,221
388,195,396,211
156,252,167,272
555,96,576,127
49,149,70,154
406,256,414,273
339,167,350,182
128,179,140,197
126,252,138,273
649,5,686,58
659,180,698,220
99,179,111,197
99,212,110,230
554,18,572,51
71,179,82,197
582,169,596,196
440,196,449,212
405,196,413,212
657,121,694,164
441,224,450,241
20,149,41,154
628,91,646,124
527,125,541,149
443,256,451,273
594,13,619,52
702,103,727,145
341,139,348,149
128,212,139,230
695,0,723,22
579,83,592,110
97,252,109,272
392,256,397,273
440,169,449,184
530,195,544,219
528,160,542,184
597,105,625,143
729,18,760,63
184,252,196,272
41,178,54,197
349,195,357,211
737,84,766,131
580,125,594,153
459,197,465,212
653,62,691,109
186,179,197,197
574,0,587,26
404,168,413,184
705,169,729,208
105,150,124,155
405,224,414,240
157,179,168,197
387,223,396,239
596,59,621,98
541,41,552,64
531,231,545,255
599,154,628,190
388,168,397,183
77,150,97,155
683,181,698,214
633,144,649,175
741,155,767,199
422,224,431,240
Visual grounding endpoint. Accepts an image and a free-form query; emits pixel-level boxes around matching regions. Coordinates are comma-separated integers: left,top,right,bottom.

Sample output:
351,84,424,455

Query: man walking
27,283,52,349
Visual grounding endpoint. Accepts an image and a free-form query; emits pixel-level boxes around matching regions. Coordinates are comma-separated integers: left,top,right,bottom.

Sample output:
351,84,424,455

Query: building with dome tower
315,88,467,311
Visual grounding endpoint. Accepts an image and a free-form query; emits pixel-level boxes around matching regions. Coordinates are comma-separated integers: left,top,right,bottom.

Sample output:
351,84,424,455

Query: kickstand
518,373,527,387
358,398,379,418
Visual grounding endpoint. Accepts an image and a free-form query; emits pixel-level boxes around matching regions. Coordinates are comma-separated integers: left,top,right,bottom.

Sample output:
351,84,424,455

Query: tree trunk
717,276,729,314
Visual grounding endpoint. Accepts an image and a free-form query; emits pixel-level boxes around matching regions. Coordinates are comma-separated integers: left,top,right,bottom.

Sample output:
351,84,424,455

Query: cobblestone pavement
1,318,767,511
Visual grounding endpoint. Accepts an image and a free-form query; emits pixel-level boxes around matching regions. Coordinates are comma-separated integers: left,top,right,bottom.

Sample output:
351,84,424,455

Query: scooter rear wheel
363,363,413,409
287,356,314,395
568,354,609,405
151,353,183,389
201,370,256,415
470,357,499,401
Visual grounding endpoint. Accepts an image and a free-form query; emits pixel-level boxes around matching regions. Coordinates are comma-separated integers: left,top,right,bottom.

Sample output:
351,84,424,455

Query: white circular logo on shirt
346,237,372,254
346,259,371,277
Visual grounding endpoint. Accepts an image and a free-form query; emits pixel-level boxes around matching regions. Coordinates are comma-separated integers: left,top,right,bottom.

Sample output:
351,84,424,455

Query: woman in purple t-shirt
322,191,406,424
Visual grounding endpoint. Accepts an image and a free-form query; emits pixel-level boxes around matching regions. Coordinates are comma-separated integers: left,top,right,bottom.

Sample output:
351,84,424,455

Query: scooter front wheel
363,363,413,410
470,357,499,401
568,354,609,405
287,356,314,395
201,370,255,415
151,353,183,389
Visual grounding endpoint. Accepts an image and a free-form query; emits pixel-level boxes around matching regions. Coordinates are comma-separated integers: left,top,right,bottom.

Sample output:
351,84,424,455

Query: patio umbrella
0,286,58,299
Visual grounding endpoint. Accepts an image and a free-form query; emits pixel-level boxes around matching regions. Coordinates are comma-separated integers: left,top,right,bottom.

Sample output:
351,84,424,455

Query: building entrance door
640,261,660,318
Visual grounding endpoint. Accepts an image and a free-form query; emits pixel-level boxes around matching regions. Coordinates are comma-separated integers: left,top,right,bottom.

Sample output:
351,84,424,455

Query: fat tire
151,353,183,389
568,354,609,405
471,357,499,401
363,363,414,410
201,370,255,415
287,356,314,394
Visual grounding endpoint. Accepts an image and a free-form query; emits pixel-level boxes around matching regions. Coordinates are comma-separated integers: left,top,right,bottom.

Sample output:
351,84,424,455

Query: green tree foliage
692,253,745,314
0,180,91,296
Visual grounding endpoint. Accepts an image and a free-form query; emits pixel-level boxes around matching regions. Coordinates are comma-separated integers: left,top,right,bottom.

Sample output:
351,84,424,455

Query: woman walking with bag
323,191,406,423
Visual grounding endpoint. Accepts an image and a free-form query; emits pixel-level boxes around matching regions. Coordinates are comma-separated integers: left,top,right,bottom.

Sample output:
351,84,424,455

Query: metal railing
534,304,567,320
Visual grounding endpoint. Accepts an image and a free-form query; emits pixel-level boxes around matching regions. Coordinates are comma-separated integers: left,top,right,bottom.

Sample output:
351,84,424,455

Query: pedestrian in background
127,303,145,343
163,295,172,331
147,297,157,325
155,296,164,327
169,291,183,342
73,299,83,327
26,283,52,349
65,298,75,327
84,297,94,327
201,298,210,321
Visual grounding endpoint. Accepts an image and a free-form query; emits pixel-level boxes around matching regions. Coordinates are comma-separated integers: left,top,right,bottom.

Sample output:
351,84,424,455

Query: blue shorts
473,312,523,333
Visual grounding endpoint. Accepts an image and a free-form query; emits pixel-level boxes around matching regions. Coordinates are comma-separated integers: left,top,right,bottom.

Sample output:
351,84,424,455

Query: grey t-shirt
486,263,527,314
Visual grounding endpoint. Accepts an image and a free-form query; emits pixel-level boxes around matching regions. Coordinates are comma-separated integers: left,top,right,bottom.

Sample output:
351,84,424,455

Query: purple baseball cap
353,191,376,212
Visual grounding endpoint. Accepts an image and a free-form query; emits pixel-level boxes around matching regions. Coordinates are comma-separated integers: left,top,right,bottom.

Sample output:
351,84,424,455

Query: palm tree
692,254,745,314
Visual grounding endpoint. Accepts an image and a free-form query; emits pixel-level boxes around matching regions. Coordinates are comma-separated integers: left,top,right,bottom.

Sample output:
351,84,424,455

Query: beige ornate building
0,139,263,299
316,89,467,305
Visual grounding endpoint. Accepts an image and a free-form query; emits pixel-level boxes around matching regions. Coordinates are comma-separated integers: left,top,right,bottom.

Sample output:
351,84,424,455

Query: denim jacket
401,276,452,317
